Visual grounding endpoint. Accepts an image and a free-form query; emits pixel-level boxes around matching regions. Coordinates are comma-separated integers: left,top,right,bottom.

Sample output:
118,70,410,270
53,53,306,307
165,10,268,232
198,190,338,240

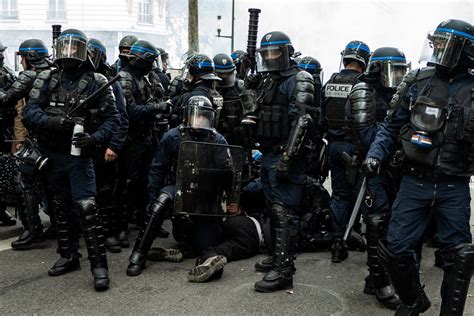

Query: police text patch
325,83,353,98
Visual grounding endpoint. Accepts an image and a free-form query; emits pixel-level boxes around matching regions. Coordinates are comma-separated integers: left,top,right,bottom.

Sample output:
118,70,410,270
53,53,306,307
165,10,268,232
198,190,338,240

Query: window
158,0,165,18
138,0,153,24
0,0,18,20
48,0,66,20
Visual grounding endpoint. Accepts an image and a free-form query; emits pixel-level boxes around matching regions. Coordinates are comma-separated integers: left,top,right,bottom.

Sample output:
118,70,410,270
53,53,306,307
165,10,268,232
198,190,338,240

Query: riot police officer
213,53,244,146
154,47,171,95
116,40,169,245
126,96,228,276
321,40,371,262
0,40,17,226
88,38,129,253
170,53,223,127
245,31,316,292
362,19,474,315
0,39,53,249
112,35,138,75
23,29,119,291
231,50,245,79
346,47,410,309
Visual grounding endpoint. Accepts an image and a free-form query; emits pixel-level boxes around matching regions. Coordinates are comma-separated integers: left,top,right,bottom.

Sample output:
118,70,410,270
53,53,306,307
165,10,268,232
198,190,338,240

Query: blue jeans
387,175,472,255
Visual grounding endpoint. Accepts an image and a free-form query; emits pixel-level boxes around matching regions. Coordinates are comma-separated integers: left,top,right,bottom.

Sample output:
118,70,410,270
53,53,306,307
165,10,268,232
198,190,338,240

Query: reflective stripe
436,27,474,40
247,216,264,246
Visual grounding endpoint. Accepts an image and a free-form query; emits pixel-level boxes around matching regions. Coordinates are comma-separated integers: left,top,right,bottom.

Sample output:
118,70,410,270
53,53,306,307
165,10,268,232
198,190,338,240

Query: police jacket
0,64,17,116
216,83,243,146
23,68,119,153
118,65,161,137
367,67,474,177
320,69,361,140
147,126,227,201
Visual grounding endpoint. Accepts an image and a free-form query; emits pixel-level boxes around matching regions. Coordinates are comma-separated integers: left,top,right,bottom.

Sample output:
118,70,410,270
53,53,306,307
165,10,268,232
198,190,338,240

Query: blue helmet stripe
370,56,406,61
345,43,370,53
230,53,238,59
194,61,214,68
298,64,317,70
215,64,234,69
88,43,106,53
19,47,48,53
261,40,290,46
131,46,158,55
436,27,474,40
59,33,87,40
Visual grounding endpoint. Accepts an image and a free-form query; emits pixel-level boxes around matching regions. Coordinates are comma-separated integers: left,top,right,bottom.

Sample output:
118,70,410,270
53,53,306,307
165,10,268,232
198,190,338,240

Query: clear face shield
419,31,467,68
185,105,215,130
153,55,163,72
88,48,103,70
55,35,87,62
380,60,409,88
256,45,290,72
161,54,169,71
216,71,236,88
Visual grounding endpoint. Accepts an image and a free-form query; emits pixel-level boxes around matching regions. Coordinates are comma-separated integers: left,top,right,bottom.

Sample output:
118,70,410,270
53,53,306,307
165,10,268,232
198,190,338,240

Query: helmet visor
153,56,163,72
186,105,215,130
256,45,290,72
379,60,409,88
419,31,466,68
56,35,87,62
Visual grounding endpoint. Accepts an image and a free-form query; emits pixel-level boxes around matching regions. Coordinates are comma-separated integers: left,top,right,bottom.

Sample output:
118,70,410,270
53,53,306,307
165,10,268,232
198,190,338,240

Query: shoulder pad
351,82,373,92
118,70,132,80
19,70,37,80
93,72,109,85
295,70,313,82
37,69,52,80
416,67,436,81
15,70,37,86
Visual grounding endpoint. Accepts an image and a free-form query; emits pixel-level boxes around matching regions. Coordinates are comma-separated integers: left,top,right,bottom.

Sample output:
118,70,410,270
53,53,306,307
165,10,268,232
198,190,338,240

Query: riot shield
175,141,244,216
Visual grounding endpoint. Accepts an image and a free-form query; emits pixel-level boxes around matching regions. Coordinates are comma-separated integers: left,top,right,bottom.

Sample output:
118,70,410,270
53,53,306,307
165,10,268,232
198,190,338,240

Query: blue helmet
342,40,371,69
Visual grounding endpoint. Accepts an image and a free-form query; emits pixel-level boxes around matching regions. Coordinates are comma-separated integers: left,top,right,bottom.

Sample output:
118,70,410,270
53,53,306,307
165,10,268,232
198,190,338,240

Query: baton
343,176,367,241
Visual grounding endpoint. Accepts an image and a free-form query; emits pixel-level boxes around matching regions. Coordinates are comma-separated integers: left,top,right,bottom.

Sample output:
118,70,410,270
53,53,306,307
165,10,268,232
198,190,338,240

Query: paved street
0,191,473,315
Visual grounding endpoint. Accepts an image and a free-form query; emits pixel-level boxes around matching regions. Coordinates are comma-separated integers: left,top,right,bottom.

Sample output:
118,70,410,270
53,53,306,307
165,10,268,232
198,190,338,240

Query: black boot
100,205,121,253
255,256,273,272
255,203,293,293
76,198,110,291
12,189,45,250
331,239,348,263
118,230,130,248
48,195,81,276
363,214,400,310
127,192,171,276
439,244,474,316
378,240,431,315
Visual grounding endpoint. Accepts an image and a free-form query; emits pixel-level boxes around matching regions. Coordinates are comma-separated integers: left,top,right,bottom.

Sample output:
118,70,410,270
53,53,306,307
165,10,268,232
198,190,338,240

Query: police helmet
183,96,216,131
342,40,371,70
184,54,220,81
55,29,88,63
297,56,322,75
420,19,474,69
18,39,49,61
363,47,409,88
213,53,236,88
119,35,138,52
257,31,294,73
87,38,107,70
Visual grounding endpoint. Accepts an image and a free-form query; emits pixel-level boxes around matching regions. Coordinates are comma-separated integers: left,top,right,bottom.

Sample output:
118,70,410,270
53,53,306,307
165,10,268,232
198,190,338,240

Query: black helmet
183,96,216,131
55,29,88,63
257,31,294,72
297,56,322,75
362,47,409,88
87,38,107,70
231,49,245,73
420,19,474,69
213,53,236,87
18,39,49,61
130,40,159,63
119,35,138,51
184,53,220,81
157,47,169,66
342,40,371,69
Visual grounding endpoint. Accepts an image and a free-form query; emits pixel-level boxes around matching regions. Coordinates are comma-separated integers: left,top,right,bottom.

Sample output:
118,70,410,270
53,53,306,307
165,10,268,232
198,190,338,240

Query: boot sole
188,256,227,283
148,247,183,262
48,265,81,277
254,281,293,293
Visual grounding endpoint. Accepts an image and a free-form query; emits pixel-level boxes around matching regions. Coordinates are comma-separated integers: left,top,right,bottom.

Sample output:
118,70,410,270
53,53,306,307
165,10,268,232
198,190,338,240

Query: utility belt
402,164,439,178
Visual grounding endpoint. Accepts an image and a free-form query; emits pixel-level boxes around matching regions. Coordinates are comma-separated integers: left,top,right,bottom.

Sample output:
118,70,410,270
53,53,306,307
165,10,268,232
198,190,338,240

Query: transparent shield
256,45,290,72
419,31,465,68
56,36,87,62
380,61,409,88
175,141,244,216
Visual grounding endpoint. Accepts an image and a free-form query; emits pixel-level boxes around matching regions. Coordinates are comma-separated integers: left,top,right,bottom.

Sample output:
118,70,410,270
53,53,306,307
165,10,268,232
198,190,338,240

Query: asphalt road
0,190,473,315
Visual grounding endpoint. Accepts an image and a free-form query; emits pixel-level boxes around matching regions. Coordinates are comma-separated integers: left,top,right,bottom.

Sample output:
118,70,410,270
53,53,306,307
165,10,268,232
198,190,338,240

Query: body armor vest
324,71,359,129
255,73,291,149
217,85,243,145
400,68,474,176
0,66,15,90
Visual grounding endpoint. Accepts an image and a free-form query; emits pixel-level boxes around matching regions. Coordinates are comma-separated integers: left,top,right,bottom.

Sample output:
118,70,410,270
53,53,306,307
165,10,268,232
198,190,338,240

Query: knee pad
270,202,289,229
442,243,474,277
76,197,98,227
366,212,390,237
149,191,172,216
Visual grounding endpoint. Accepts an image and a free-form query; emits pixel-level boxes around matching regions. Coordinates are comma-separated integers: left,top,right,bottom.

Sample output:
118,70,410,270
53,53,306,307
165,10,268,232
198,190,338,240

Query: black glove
150,101,172,114
244,73,262,89
276,154,291,182
71,132,94,148
46,116,75,132
361,157,380,178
